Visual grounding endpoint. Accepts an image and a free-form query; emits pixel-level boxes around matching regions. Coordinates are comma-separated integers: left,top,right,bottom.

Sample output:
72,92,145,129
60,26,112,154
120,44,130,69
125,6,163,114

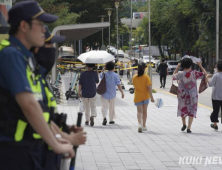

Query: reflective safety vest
0,40,55,142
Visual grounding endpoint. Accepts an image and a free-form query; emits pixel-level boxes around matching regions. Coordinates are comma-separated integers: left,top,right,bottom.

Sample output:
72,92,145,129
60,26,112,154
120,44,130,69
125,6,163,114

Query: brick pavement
58,73,222,170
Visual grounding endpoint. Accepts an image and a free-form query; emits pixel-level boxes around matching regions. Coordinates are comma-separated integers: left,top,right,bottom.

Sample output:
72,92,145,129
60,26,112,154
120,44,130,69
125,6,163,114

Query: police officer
33,26,86,170
0,2,74,170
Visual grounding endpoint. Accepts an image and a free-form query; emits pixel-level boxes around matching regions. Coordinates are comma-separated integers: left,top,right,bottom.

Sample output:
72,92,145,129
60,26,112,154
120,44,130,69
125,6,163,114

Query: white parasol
77,51,115,64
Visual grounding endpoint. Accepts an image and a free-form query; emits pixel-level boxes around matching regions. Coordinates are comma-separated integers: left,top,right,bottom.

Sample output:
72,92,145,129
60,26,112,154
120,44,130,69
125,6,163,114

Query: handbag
199,75,208,93
79,98,85,112
169,79,178,95
97,73,106,95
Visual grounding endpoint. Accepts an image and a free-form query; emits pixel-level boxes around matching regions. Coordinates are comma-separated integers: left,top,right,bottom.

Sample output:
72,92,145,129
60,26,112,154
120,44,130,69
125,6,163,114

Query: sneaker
90,117,94,126
102,118,107,126
138,124,142,133
85,121,89,125
109,121,115,124
211,124,218,130
142,127,147,131
181,125,187,131
160,85,162,88
187,129,192,133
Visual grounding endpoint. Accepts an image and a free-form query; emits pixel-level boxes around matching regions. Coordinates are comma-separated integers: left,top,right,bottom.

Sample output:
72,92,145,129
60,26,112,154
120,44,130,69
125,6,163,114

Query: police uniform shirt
0,36,33,96
0,36,47,141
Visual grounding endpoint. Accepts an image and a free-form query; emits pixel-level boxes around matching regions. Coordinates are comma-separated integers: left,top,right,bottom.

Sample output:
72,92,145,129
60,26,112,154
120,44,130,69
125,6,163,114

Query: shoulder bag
97,73,106,95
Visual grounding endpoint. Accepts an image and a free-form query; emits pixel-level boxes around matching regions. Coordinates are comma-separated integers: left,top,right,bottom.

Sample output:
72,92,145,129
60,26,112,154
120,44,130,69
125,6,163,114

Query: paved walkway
58,73,222,170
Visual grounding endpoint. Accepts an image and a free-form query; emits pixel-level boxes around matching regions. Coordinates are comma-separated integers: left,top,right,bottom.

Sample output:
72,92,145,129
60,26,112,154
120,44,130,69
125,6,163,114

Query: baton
69,112,83,170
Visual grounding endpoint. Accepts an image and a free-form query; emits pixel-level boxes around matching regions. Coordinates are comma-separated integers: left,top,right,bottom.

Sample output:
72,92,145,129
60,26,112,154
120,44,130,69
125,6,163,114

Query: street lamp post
122,34,123,49
98,15,107,46
132,38,134,59
105,8,113,48
115,1,119,56
216,0,219,62
130,0,133,60
134,43,135,60
148,0,152,82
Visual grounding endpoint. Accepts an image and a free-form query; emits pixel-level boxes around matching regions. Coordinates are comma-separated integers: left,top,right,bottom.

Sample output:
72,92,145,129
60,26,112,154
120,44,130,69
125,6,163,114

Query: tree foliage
13,0,222,66
132,0,222,64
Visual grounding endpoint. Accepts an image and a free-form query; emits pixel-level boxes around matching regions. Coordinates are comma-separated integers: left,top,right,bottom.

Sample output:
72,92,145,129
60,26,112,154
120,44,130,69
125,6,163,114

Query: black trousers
210,99,222,123
127,70,130,79
120,70,124,76
0,143,43,170
42,147,60,170
160,74,167,87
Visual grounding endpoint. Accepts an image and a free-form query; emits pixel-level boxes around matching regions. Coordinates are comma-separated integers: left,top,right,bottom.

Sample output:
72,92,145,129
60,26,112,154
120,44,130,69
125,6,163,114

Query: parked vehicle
142,55,156,68
108,46,116,54
115,50,124,58
156,60,161,72
58,55,82,65
166,60,179,74
110,48,117,55
59,55,75,60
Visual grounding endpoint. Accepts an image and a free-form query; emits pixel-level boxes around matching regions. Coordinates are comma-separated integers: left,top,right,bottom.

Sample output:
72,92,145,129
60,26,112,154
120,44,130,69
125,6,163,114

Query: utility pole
115,1,119,54
105,8,113,48
148,0,152,82
216,0,219,62
130,0,132,60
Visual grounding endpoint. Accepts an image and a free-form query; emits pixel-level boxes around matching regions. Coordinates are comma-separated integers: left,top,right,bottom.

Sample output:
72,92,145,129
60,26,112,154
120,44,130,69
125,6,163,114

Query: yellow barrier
57,64,154,72
59,59,154,66
58,60,154,68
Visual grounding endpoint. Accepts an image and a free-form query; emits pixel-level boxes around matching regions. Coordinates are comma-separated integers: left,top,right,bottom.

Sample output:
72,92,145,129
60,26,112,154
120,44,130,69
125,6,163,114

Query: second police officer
32,26,87,170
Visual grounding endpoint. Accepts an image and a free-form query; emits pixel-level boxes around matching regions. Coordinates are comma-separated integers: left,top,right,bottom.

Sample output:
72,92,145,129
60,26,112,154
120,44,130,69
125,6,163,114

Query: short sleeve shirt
133,74,152,103
79,71,99,98
208,72,222,100
0,36,33,96
132,63,138,70
173,70,204,81
100,71,121,100
158,63,168,75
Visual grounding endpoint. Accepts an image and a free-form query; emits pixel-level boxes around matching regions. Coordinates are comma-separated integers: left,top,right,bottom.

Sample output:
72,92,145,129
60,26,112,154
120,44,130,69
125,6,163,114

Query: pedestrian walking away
126,61,131,80
132,62,155,133
78,64,99,126
207,60,222,130
173,58,207,133
119,61,125,78
100,62,124,125
158,58,168,88
132,59,138,77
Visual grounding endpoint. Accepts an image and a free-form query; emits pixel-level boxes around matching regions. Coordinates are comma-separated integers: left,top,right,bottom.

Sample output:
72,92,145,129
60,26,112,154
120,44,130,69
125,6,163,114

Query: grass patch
152,89,157,93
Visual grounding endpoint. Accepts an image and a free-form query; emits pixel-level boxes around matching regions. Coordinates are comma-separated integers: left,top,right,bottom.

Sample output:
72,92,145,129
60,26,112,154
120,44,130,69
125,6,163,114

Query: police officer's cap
44,26,66,43
8,1,58,25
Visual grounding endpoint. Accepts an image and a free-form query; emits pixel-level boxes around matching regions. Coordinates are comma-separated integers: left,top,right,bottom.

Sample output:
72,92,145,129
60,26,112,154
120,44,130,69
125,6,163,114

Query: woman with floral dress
173,58,207,133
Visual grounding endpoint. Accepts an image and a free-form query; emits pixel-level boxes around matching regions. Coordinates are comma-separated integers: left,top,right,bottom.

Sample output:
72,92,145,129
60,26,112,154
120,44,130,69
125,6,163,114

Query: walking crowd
0,1,222,170
78,56,222,135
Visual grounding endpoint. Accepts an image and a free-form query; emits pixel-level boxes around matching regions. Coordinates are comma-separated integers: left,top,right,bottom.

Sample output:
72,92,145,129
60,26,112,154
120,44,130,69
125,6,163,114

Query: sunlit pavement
58,72,221,170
